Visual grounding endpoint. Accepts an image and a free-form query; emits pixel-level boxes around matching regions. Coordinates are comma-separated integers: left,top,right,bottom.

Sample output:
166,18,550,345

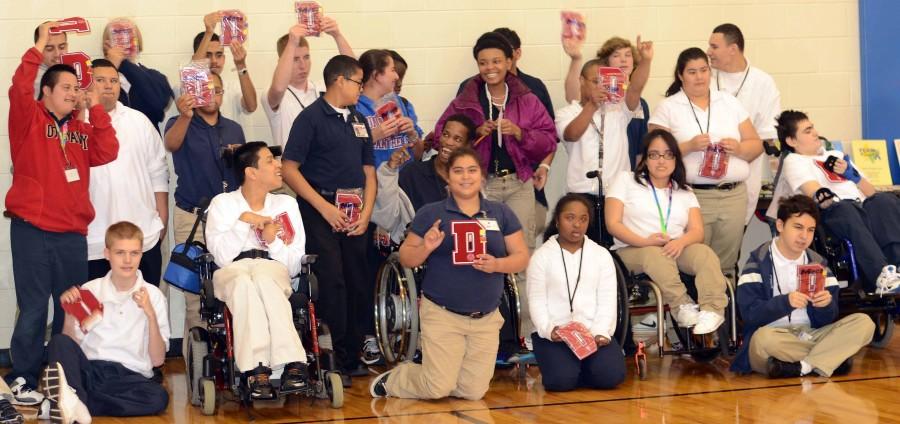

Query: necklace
559,237,585,314
687,90,711,134
715,65,751,98
485,82,509,147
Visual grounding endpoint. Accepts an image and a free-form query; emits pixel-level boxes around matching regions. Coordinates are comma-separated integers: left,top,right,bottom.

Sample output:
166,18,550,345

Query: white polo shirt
606,171,700,251
87,103,168,259
649,89,751,185
783,150,866,201
713,63,782,223
77,272,170,378
556,100,638,194
262,80,321,149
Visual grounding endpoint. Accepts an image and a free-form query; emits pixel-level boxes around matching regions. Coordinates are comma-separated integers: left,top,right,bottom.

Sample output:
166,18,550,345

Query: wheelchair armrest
301,254,318,265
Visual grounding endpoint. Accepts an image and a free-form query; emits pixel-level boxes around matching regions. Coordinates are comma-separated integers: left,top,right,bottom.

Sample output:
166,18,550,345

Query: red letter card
797,264,827,297
50,17,91,34
450,220,487,265
61,289,104,333
557,321,597,360
61,52,93,90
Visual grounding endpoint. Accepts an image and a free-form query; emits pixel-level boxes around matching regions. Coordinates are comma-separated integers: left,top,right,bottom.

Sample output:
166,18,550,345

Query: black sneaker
369,370,391,398
246,365,276,400
0,398,24,424
766,357,802,378
280,362,310,394
832,358,853,376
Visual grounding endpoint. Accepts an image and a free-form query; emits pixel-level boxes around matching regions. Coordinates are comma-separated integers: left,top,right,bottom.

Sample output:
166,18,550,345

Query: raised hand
423,219,445,251
636,35,654,62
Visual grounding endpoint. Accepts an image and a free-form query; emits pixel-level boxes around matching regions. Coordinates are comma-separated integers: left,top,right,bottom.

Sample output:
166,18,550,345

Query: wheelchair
618,251,739,380
184,251,344,415
373,251,632,375
759,137,896,348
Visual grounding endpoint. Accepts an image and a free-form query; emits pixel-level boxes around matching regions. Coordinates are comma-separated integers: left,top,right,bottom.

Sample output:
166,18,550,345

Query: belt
490,169,515,178
176,203,203,215
234,249,271,261
423,292,489,319
692,181,742,191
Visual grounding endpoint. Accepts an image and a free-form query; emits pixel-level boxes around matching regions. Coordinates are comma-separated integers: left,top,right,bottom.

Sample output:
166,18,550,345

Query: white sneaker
42,363,92,424
361,336,382,365
7,377,43,406
876,265,900,296
632,313,658,336
37,399,51,420
673,304,700,328
693,310,725,335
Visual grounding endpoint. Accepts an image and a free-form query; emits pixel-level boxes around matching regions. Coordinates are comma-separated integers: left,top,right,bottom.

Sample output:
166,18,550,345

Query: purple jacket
434,73,556,182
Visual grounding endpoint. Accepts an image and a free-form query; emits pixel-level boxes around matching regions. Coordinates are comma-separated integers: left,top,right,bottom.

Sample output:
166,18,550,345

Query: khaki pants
213,258,305,372
484,173,534,335
749,313,874,377
616,244,728,314
693,183,747,280
173,206,206,359
385,298,504,400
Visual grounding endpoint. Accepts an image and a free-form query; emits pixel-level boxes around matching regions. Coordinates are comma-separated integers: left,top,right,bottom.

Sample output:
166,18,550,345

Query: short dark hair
193,32,221,53
633,129,690,190
323,55,362,88
232,141,270,186
777,194,820,225
38,64,77,100
34,22,65,43
444,114,477,143
472,31,513,60
492,27,521,49
775,110,810,153
580,58,605,77
713,23,745,52
90,58,118,72
543,193,594,242
445,146,482,173
358,49,393,84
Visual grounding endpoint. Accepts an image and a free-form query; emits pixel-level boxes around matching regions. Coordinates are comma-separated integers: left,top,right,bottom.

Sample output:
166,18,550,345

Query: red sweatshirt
5,48,119,235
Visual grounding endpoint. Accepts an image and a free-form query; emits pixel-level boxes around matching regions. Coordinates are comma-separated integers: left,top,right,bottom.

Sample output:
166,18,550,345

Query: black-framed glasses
647,151,676,160
345,77,363,89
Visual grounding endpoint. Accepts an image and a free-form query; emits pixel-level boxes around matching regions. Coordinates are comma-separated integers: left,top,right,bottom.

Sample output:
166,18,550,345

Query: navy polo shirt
399,157,447,210
283,97,374,192
166,113,245,210
409,196,522,314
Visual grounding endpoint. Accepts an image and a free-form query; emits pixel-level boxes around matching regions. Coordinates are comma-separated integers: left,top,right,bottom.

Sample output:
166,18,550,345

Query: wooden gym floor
10,330,900,424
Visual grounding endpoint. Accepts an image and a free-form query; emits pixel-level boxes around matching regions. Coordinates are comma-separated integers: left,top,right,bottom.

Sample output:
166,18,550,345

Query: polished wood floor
12,331,900,423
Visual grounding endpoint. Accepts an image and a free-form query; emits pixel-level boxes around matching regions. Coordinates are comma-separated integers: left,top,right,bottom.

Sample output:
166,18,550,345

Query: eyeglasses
213,89,225,95
345,77,363,89
647,151,676,160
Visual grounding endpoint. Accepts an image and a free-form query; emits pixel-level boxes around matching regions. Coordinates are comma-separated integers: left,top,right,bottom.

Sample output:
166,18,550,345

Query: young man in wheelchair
776,110,900,294
733,195,875,378
205,142,310,400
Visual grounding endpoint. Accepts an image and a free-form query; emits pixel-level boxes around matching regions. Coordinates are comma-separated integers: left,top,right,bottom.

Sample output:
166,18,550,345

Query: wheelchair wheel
868,310,895,349
374,252,419,364
186,327,208,407
326,371,344,408
503,274,522,342
200,377,216,416
610,254,631,348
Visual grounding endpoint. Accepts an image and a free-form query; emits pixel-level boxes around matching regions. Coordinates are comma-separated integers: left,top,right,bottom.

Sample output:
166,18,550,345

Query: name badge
64,166,80,183
477,218,500,231
352,123,369,138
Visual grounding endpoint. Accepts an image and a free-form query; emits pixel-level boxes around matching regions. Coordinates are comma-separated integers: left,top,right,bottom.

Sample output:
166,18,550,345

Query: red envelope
255,212,296,246
61,289,103,333
557,321,597,360
50,17,91,35
61,52,92,90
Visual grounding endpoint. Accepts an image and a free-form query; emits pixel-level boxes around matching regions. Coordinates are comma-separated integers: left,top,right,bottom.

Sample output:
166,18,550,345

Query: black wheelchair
760,137,896,348
184,251,344,415
373,251,632,377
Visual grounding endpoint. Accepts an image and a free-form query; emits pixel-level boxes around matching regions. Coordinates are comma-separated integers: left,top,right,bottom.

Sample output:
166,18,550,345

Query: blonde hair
102,18,143,54
596,37,640,69
105,221,144,249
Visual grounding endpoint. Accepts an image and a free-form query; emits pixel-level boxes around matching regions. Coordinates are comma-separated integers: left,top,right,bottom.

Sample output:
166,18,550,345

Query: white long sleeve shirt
527,235,618,341
87,102,168,259
205,189,306,277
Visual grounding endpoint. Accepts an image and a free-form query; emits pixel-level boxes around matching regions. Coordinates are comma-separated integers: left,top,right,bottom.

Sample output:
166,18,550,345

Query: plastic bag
221,10,248,46
560,11,585,41
335,188,364,229
698,143,729,180
108,19,137,57
598,67,628,104
180,61,213,107
295,1,322,37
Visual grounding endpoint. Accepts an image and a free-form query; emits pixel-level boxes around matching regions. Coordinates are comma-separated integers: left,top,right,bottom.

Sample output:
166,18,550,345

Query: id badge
477,218,500,232
64,166,80,183
352,123,369,138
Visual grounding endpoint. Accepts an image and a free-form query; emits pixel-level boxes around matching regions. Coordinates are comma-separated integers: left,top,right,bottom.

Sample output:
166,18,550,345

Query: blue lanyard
649,179,673,235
